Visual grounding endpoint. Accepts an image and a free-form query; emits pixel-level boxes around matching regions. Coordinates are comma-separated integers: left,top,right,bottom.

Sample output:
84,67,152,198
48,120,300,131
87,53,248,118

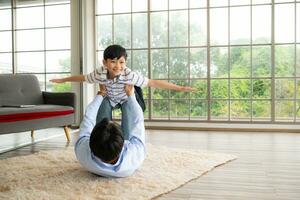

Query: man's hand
97,84,107,96
125,85,134,96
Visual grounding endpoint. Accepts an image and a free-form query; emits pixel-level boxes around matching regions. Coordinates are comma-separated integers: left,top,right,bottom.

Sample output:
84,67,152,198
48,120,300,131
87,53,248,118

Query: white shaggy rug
0,144,236,200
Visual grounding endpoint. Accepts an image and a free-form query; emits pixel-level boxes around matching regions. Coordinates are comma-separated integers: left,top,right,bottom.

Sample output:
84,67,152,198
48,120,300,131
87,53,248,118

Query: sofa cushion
0,74,43,106
0,105,74,122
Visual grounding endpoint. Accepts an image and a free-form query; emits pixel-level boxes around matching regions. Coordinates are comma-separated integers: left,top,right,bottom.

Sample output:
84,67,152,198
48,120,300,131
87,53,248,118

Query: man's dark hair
89,118,124,163
103,44,127,60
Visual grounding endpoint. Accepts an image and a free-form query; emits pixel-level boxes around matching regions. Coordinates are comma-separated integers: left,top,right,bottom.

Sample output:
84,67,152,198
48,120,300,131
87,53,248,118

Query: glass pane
151,12,168,47
230,79,251,99
170,11,188,47
114,0,131,13
252,45,271,77
125,50,132,68
46,50,70,73
152,100,169,119
210,0,228,7
190,0,207,8
46,73,71,92
0,31,12,52
252,101,271,121
230,0,250,6
97,51,104,66
275,79,295,99
132,13,147,48
297,101,300,121
230,6,250,45
190,9,207,46
152,87,169,99
230,100,251,121
31,74,45,91
275,0,294,2
0,9,11,30
112,109,121,119
151,0,168,11
16,29,44,51
132,0,147,12
252,5,271,44
210,47,228,78
190,100,207,120
114,14,131,48
230,46,250,78
297,3,300,43
169,48,188,79
46,4,70,27
16,0,43,7
16,7,44,29
190,79,207,99
46,27,70,50
296,79,300,98
253,79,271,99
275,45,295,77
97,15,112,50
97,0,112,14
210,8,228,45
144,99,149,119
45,0,70,5
0,0,11,9
170,100,189,119
0,53,12,73
170,80,189,99
151,49,168,79
275,101,294,122
169,0,188,10
297,45,300,76
132,50,148,77
16,52,44,73
211,100,229,120
211,79,228,99
190,48,207,78
252,0,271,4
275,4,295,43
143,87,149,98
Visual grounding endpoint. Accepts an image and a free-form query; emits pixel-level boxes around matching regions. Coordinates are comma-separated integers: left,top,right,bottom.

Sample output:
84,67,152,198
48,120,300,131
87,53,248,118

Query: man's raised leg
96,97,112,124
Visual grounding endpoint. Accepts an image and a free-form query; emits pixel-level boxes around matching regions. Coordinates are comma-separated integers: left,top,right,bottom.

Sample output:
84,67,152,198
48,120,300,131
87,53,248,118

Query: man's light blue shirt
74,95,146,178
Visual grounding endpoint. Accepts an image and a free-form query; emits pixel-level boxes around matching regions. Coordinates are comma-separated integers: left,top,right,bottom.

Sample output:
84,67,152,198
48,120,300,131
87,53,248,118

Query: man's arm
50,75,85,83
77,95,104,138
147,79,195,91
123,85,145,143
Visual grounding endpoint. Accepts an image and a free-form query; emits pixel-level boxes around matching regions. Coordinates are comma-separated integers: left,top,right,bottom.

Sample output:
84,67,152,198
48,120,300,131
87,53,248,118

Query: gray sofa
0,74,75,141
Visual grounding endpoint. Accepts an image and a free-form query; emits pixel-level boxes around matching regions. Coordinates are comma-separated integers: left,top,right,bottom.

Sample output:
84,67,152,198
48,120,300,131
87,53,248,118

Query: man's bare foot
125,85,134,96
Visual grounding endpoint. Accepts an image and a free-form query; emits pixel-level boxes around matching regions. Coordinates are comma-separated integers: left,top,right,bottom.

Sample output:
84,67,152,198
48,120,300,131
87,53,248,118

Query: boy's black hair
89,118,124,163
103,44,128,60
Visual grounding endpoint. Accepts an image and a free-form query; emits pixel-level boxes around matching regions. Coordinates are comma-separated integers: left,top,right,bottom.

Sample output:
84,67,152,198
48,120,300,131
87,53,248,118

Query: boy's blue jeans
96,97,133,140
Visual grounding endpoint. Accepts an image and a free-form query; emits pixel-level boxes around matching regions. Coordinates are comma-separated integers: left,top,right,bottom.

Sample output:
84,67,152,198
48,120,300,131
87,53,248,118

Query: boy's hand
125,85,134,96
98,84,107,96
50,78,65,83
179,86,196,92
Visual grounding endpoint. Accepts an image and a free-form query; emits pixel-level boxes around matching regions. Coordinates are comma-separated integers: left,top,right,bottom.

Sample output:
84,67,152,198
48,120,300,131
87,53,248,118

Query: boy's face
103,56,126,78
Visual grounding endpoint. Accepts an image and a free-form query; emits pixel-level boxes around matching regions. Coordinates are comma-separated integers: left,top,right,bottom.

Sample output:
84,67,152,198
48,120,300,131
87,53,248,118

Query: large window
0,0,71,92
96,0,300,123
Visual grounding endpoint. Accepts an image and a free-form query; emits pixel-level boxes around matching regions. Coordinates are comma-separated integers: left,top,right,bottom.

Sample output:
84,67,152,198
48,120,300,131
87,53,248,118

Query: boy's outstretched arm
147,79,195,91
50,75,85,83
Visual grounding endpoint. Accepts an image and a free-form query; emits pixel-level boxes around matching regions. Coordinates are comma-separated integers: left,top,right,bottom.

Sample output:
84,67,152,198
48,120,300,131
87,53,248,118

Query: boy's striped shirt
85,66,148,107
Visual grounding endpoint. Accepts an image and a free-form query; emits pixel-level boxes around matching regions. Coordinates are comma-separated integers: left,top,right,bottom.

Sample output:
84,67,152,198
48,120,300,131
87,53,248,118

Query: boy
75,85,145,177
50,45,194,118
